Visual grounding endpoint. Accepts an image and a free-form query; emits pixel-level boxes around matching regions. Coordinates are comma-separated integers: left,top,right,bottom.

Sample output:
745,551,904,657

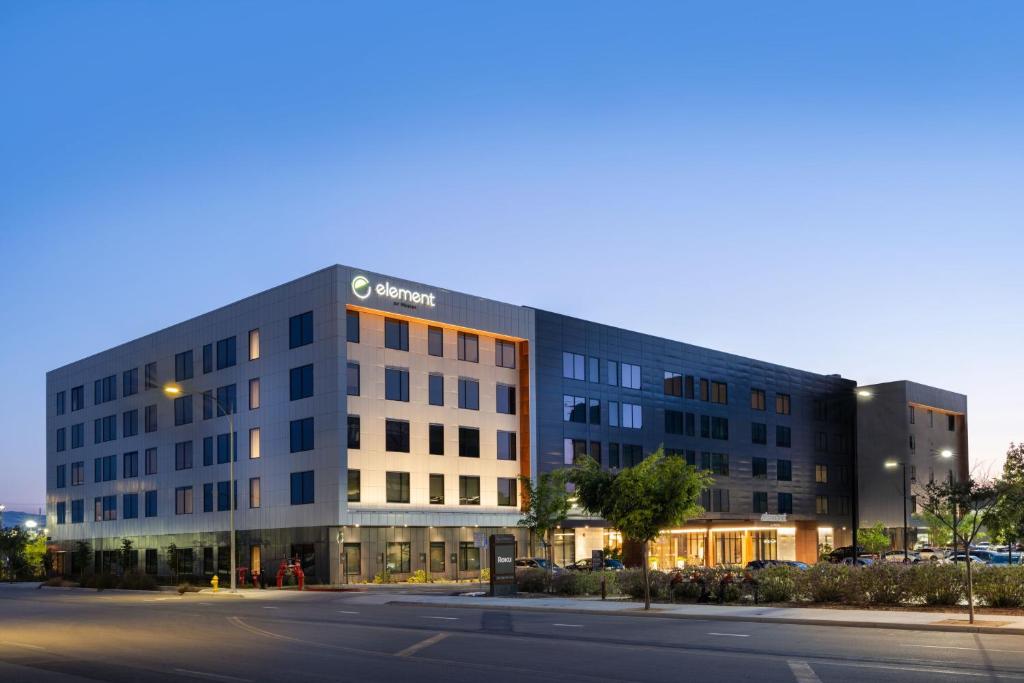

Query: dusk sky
2,2,1022,510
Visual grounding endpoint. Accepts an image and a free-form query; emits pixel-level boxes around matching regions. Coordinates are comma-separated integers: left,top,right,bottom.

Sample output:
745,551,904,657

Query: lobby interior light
884,461,899,469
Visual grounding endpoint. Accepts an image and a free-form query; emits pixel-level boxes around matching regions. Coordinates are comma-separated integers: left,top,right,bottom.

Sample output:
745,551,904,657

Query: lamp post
885,461,910,562
164,384,236,592
0,504,5,530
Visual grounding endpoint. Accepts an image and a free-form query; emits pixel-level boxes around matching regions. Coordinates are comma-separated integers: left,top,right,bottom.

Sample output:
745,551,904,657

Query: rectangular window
778,493,793,514
459,475,481,505
607,360,618,386
217,480,236,511
563,352,585,380
290,364,315,401
56,390,66,416
70,423,84,448
123,493,138,519
290,417,315,453
174,395,193,426
429,423,445,455
813,400,828,421
776,425,792,448
384,367,410,402
815,431,828,451
459,542,480,571
457,332,479,362
430,543,445,572
346,362,360,396
948,414,956,431
776,393,791,415
428,373,444,406
816,495,829,514
56,427,66,452
290,470,315,505
909,434,916,450
384,318,409,351
123,409,138,438
428,326,443,356
56,501,66,524
497,477,517,507
777,459,792,481
752,457,767,479
563,395,586,423
144,405,157,433
459,426,480,457
145,363,158,390
175,441,193,470
385,419,410,452
429,473,444,504
753,491,768,513
700,414,710,438
216,336,237,370
608,400,619,427
94,414,117,442
621,403,642,429
589,440,601,463
621,363,641,390
175,350,194,382
909,405,915,424
56,464,66,488
699,378,709,402
588,398,600,425
685,412,695,436
94,375,117,404
752,422,767,445
928,409,934,428
249,478,261,508
71,385,84,411
702,452,729,475
608,443,620,468
203,436,214,466
348,415,360,449
458,378,479,410
663,371,682,397
217,433,237,463
386,542,411,573
587,356,598,382
243,379,258,411
386,472,410,503
711,416,729,440
216,384,237,416
71,499,84,523
710,381,728,405
249,427,260,459
248,329,260,360
751,389,766,411
347,469,361,502
346,310,360,343
123,451,138,478
497,431,517,461
289,311,314,349
495,340,516,368
815,464,828,484
496,383,516,414
123,368,138,397
175,486,193,515
203,344,213,374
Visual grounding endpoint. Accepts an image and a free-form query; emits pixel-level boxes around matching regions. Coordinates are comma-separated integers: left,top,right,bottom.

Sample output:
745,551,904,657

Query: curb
385,599,1024,636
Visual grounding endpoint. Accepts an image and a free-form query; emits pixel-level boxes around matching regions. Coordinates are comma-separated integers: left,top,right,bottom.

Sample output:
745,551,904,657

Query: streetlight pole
884,461,910,562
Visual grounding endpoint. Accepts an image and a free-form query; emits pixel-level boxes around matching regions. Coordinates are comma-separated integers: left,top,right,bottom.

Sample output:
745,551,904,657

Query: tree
857,523,891,556
570,447,712,609
917,510,952,548
119,539,135,575
0,527,29,581
73,541,92,580
984,444,1024,565
915,476,1001,623
517,470,572,589
166,543,179,582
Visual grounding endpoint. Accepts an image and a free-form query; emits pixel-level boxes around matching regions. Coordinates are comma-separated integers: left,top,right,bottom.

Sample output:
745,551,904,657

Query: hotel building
45,266,968,581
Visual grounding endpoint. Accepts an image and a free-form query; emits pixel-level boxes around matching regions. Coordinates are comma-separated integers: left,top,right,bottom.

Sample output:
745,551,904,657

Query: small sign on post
591,549,604,572
489,534,517,597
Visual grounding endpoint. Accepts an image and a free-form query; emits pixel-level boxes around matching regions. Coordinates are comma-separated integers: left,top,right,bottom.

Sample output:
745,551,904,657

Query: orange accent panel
345,304,526,343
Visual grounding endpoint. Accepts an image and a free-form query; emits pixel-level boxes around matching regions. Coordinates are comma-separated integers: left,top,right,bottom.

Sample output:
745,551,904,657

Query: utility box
489,534,517,596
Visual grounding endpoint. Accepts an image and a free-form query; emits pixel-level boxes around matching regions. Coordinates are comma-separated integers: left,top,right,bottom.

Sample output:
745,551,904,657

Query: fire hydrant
211,575,220,593
294,563,305,591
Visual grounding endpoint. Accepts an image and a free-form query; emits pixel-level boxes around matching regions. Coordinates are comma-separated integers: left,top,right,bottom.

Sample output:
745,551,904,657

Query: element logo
351,275,372,300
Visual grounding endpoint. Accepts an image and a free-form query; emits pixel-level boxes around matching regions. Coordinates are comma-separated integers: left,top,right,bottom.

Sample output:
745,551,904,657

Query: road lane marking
261,606,278,609
395,632,450,658
902,643,1023,654
421,616,458,620
707,632,749,637
787,660,822,683
817,659,1024,679
1,641,45,651
174,668,252,682
337,610,360,614
552,623,584,628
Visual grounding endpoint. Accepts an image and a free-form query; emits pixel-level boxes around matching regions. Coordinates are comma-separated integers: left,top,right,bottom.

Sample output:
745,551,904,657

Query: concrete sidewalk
382,593,1024,636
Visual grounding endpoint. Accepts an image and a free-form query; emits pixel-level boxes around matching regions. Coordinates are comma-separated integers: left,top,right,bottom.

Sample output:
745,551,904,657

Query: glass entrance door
343,543,361,580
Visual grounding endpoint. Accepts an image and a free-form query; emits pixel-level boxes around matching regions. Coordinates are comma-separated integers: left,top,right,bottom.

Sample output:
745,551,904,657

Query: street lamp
885,460,910,562
164,383,237,592
0,504,5,530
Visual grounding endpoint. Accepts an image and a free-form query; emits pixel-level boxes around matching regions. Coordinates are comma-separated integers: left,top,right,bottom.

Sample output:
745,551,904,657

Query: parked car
969,550,1022,565
950,552,986,564
915,547,946,561
514,558,564,576
565,558,625,572
882,550,920,563
828,546,866,563
841,556,875,566
746,560,780,570
781,561,810,570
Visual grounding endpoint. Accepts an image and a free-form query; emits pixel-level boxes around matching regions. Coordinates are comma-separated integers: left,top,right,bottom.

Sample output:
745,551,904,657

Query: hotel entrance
648,525,802,568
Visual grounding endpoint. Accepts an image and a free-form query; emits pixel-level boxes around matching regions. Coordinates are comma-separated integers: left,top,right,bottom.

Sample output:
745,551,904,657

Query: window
589,398,600,424
249,478,261,508
700,488,730,513
928,409,934,428
384,318,409,351
347,415,360,449
622,403,642,429
428,326,443,356
753,491,768,513
497,478,517,506
387,542,411,573
700,414,710,438
564,438,587,465
175,350,194,382
813,400,828,421
145,363,158,390
711,416,729,440
590,440,601,463
216,384,237,416
175,486,193,515
752,422,767,445
123,368,138,397
94,414,117,442
123,409,138,437
94,454,117,482
217,480,236,511
664,371,682,397
777,459,792,481
216,336,237,370
459,542,480,571
459,476,481,505
428,373,444,406
290,417,315,452
145,405,157,433
776,425,792,448
608,443,620,468
457,332,479,362
837,496,851,516
909,405,915,424
285,364,314,401
94,375,117,404
144,548,158,573
217,433,237,463
815,431,828,451
459,427,480,458
496,383,516,414
429,474,444,504
248,329,260,360
175,441,193,470
429,424,445,455
563,352,585,380
458,378,479,410
248,376,260,409
73,424,86,450
70,385,84,411
56,390,66,416
430,543,445,572
563,395,586,423
497,431,517,461
710,381,728,404
948,414,956,431
123,493,139,519
290,470,315,505
203,436,214,466
347,470,360,502
249,428,260,459
909,434,916,450
174,395,193,426
816,495,829,515
699,378,709,402
56,427,66,452
492,339,516,369
751,388,766,411
123,451,138,478
752,457,767,479
621,363,641,389
56,464,66,488
384,367,409,401
386,472,410,503
778,493,794,514
685,412,695,436
342,309,359,344
56,501,66,524
701,452,730,475
95,495,117,521
385,419,410,452
607,360,618,386
289,311,314,349
202,344,213,374
815,464,828,484
71,499,84,523
346,362,360,396
776,393,791,415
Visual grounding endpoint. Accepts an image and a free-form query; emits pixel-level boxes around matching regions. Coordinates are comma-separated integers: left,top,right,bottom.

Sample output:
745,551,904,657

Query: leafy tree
166,543,179,582
984,444,1024,564
74,541,92,580
917,510,952,548
517,470,572,589
570,447,712,609
858,523,891,556
119,539,135,574
23,534,48,578
0,526,30,581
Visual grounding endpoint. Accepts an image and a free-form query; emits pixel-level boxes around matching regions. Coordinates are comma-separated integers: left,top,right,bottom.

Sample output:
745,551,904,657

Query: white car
882,550,919,563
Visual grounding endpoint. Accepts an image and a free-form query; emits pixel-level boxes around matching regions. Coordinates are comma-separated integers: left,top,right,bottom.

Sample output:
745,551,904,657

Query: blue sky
2,2,1022,509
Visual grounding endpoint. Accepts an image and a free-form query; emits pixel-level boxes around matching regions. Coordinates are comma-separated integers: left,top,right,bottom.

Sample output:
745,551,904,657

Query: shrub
480,568,490,582
671,580,703,602
909,562,964,606
177,582,200,594
755,566,799,603
618,569,672,601
516,568,548,593
974,566,1024,608
406,570,432,584
372,570,396,584
802,563,851,603
854,563,913,605
550,570,617,596
119,571,159,591
82,573,119,591
41,576,76,588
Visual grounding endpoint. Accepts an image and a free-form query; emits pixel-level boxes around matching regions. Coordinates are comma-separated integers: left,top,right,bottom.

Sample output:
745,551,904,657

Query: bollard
211,575,219,593
601,575,606,601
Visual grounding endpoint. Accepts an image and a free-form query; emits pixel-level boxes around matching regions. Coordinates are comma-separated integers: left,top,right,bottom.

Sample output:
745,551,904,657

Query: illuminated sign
351,275,436,308
760,513,788,523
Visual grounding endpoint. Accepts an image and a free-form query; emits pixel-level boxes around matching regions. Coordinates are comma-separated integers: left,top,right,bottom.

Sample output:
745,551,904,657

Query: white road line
421,616,458,620
707,632,749,638
787,660,822,683
337,610,360,614
902,643,1023,654
817,659,1024,680
552,623,584,628
174,668,252,682
395,632,450,658
261,606,278,609
0,641,45,651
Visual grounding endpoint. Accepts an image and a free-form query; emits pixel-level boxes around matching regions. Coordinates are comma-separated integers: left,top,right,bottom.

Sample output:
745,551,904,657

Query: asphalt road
1,584,1023,683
